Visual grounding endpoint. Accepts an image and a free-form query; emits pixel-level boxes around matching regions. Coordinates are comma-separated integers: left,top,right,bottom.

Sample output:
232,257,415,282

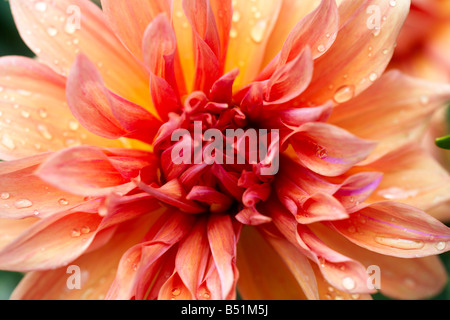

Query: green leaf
436,135,450,150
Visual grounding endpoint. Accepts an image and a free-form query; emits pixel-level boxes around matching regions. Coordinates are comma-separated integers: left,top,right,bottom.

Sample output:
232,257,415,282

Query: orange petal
225,0,282,88
0,217,38,251
100,0,171,61
236,226,308,299
329,70,450,163
331,201,450,258
300,0,410,105
0,153,90,219
0,56,121,160
10,0,152,111
367,144,450,211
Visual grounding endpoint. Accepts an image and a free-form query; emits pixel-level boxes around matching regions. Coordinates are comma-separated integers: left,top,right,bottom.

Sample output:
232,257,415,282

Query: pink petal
207,213,238,299
290,122,376,177
331,201,450,258
36,146,151,196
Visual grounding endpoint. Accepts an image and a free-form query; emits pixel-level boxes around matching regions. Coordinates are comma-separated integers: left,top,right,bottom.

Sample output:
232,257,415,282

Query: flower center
149,89,279,220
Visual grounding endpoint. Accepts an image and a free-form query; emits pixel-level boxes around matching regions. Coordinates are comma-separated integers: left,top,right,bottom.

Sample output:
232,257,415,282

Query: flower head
1,0,450,300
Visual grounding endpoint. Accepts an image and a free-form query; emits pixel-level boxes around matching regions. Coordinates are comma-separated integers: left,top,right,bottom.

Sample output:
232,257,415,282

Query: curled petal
290,122,376,177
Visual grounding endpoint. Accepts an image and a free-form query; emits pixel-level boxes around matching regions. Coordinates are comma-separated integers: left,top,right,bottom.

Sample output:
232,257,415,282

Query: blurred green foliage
0,0,449,301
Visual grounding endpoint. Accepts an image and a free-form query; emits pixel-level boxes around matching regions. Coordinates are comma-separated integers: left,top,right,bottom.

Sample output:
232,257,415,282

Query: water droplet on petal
342,277,356,290
369,72,378,82
389,0,397,7
59,198,69,206
436,242,446,251
71,229,81,237
1,192,10,200
317,44,326,53
81,226,91,234
172,288,181,296
1,134,16,150
333,85,355,103
14,199,33,209
250,19,268,44
47,27,58,37
374,236,425,250
34,2,47,12
315,146,328,159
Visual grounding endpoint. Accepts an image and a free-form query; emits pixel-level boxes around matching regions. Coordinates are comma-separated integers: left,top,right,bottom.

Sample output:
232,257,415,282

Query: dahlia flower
1,0,450,300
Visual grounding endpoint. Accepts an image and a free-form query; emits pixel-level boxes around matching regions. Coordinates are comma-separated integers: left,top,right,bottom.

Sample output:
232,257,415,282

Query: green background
0,0,449,300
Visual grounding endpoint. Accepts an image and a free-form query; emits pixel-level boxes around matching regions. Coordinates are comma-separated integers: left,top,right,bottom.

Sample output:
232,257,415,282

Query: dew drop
172,288,181,297
333,85,355,104
71,229,81,237
14,199,33,209
1,192,10,200
232,11,241,23
229,28,238,38
419,95,429,105
250,19,268,44
47,27,58,37
59,198,69,206
317,44,326,53
39,108,48,118
1,134,16,150
69,120,79,131
374,236,425,250
389,0,397,7
21,110,30,119
34,2,47,12
315,146,328,159
342,277,356,290
436,242,446,251
37,124,53,140
81,226,91,234
64,22,77,35
369,72,378,82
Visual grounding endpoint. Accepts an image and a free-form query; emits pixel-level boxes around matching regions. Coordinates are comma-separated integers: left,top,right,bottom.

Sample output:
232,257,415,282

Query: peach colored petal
175,217,210,298
329,70,450,163
10,0,152,111
0,153,92,219
0,210,103,271
158,271,193,300
0,217,38,251
225,0,282,88
236,226,308,299
100,0,171,61
207,213,238,299
0,56,122,160
331,201,450,258
36,146,154,197
311,263,372,300
311,223,448,300
299,0,410,105
11,216,155,300
366,144,450,211
259,0,339,79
